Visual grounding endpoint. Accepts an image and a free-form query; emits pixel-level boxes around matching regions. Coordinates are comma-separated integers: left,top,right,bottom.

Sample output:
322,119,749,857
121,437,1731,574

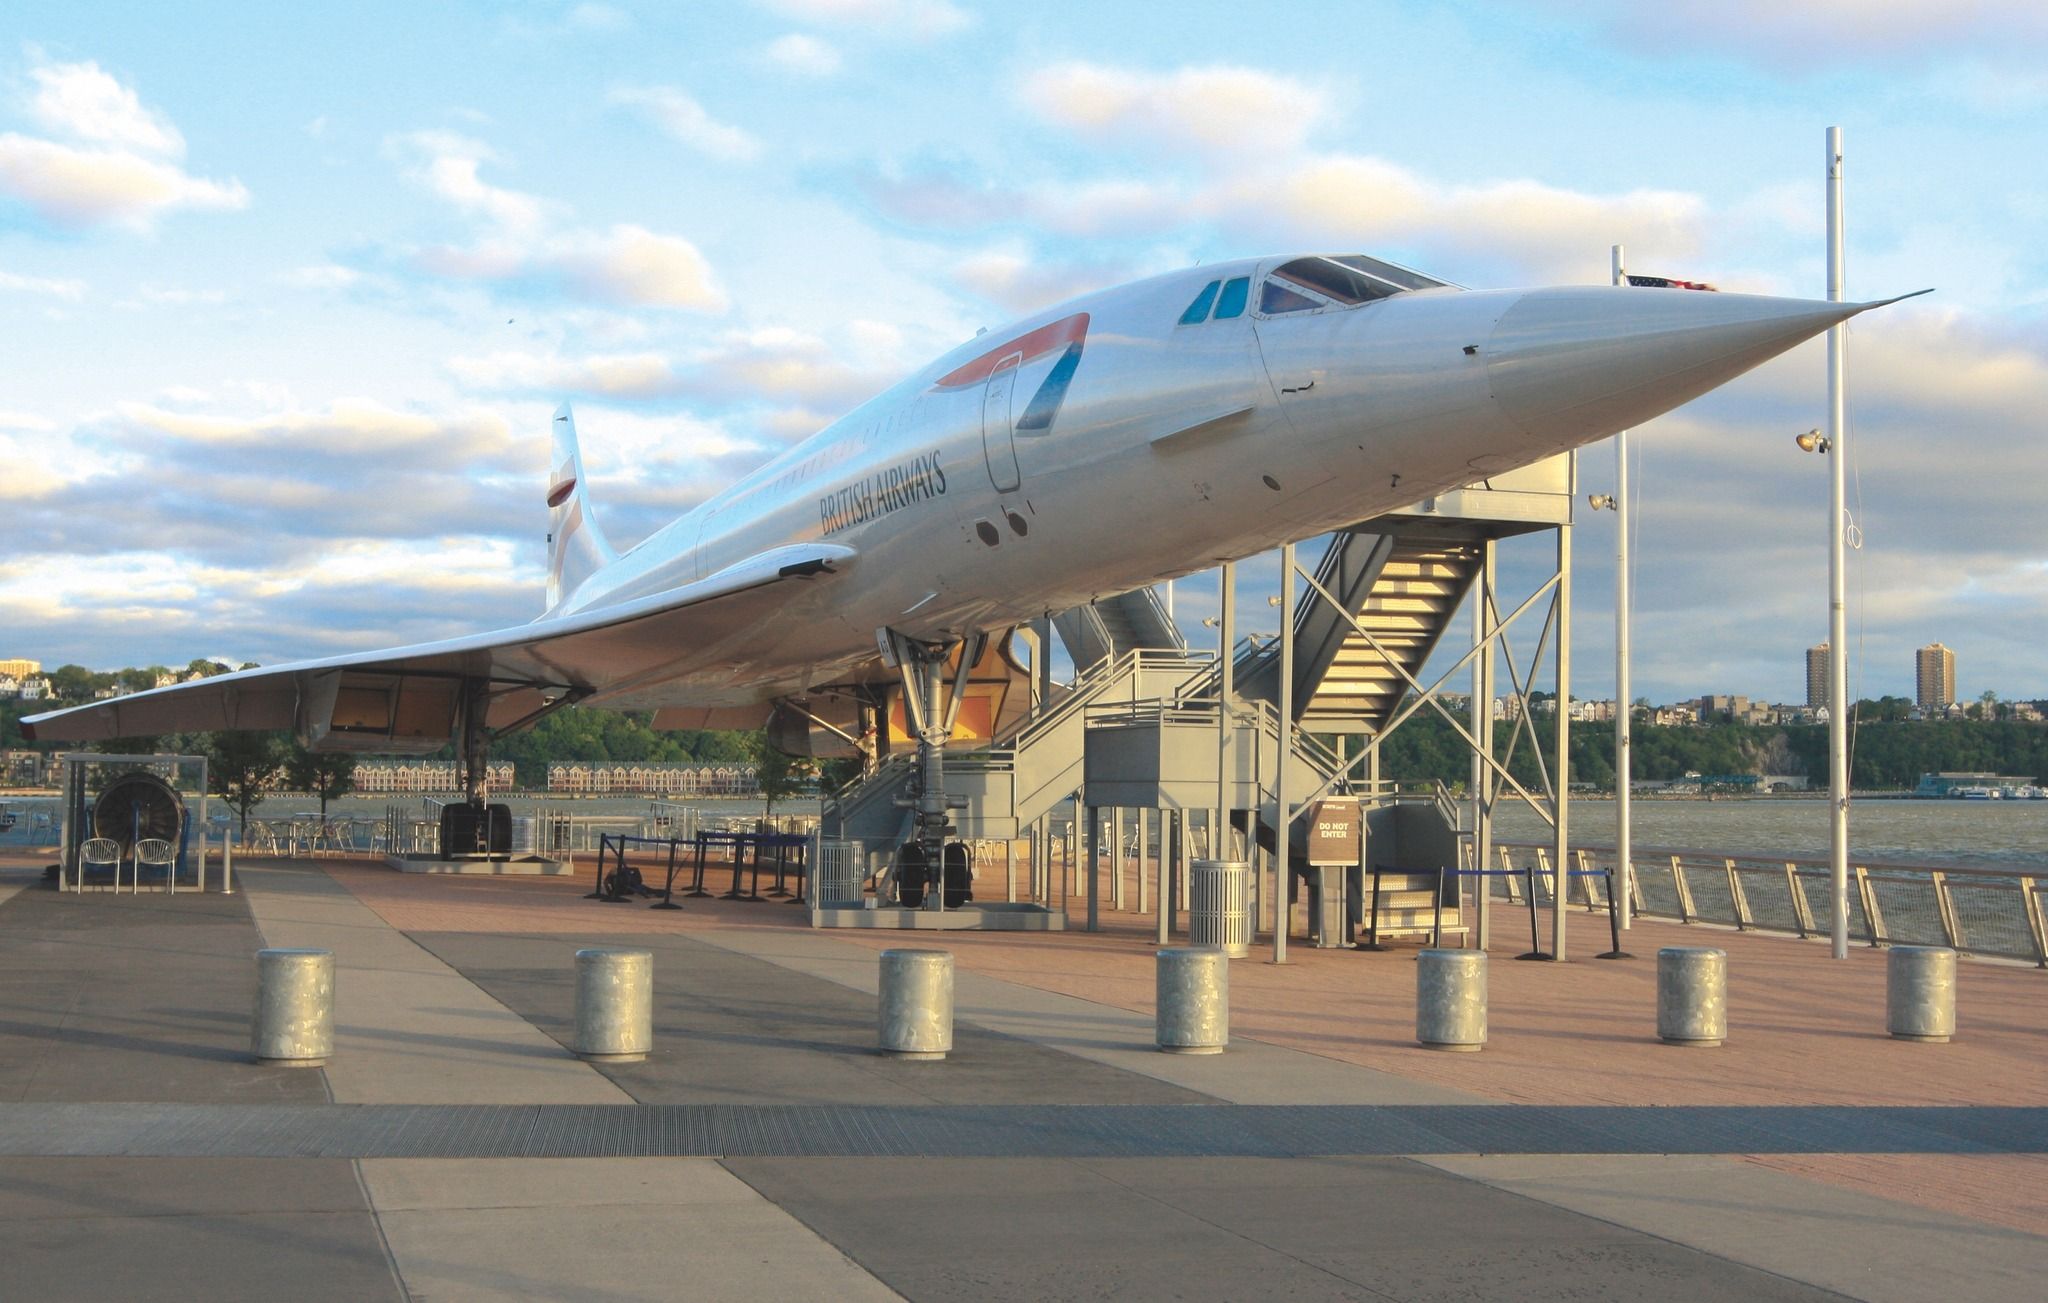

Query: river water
9,790,2048,872
1493,797,2048,871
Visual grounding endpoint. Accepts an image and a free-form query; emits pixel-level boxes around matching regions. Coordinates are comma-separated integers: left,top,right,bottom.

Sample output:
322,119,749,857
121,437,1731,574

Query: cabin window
1214,276,1250,319
1179,280,1221,325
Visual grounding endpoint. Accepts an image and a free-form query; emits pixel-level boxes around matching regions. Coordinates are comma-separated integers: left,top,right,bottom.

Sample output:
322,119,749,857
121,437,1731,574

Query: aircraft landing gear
882,629,987,911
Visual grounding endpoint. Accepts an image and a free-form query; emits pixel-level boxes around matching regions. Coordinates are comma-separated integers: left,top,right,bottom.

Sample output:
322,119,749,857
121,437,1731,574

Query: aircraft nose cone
1485,287,1868,448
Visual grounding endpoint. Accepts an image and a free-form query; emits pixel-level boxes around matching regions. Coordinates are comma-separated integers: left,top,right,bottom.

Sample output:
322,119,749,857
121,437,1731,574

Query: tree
284,741,357,818
206,731,283,837
47,664,98,704
746,732,815,821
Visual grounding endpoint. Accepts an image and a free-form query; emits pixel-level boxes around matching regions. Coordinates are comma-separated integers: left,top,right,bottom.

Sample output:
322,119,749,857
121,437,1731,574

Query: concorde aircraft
25,252,1917,855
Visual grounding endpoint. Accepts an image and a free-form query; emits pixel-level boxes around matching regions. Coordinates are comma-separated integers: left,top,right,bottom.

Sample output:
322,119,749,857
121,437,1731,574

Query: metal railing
1494,840,2048,967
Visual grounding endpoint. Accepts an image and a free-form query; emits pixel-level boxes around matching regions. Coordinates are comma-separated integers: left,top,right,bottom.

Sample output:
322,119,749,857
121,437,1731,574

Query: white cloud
1019,61,1328,155
0,268,86,299
764,33,842,76
1228,155,1706,282
757,0,968,38
872,151,1703,285
395,130,548,236
27,59,184,156
449,326,898,408
0,57,246,231
546,223,727,310
0,132,248,230
0,409,57,431
102,397,516,463
608,86,760,161
392,132,726,310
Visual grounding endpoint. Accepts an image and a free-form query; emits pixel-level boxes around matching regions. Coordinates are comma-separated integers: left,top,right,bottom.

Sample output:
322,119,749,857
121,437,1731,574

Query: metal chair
134,838,177,893
79,837,123,892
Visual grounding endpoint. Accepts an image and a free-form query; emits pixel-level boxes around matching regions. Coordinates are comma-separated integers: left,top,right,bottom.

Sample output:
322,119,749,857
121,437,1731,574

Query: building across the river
546,760,759,796
352,760,518,793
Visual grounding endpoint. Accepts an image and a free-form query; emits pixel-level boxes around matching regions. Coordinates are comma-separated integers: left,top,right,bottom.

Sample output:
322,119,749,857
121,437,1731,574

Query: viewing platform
0,843,2043,1301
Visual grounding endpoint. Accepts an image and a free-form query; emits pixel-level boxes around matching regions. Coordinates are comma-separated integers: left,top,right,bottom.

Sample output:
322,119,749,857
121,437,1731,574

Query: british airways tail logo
930,312,1089,433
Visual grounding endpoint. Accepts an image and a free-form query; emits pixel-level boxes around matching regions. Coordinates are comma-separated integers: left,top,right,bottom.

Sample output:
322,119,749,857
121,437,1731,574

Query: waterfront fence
1492,841,2048,967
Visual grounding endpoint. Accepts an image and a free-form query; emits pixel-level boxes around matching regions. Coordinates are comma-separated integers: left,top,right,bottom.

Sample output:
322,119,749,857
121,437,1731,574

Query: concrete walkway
238,863,629,1105
2,857,2044,1301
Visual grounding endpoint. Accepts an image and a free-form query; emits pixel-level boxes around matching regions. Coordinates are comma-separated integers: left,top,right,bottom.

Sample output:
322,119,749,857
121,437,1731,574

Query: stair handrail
1013,646,1208,751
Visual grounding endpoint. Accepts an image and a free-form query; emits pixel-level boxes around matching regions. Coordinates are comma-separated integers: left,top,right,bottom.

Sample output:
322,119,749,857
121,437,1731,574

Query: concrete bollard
252,948,334,1066
1657,946,1727,1046
878,949,954,1060
1416,949,1487,1051
1887,946,1956,1042
574,947,653,1062
1156,947,1229,1054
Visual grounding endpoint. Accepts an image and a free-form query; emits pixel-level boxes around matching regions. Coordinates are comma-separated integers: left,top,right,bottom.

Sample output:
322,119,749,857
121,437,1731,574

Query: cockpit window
1259,255,1450,315
1260,281,1325,315
1214,276,1249,319
1329,255,1446,293
1178,280,1221,325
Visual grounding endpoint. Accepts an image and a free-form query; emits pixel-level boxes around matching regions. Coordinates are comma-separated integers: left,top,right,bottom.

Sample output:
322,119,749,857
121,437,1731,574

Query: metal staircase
822,648,1208,843
1295,537,1483,732
1054,587,1184,672
1217,533,1483,735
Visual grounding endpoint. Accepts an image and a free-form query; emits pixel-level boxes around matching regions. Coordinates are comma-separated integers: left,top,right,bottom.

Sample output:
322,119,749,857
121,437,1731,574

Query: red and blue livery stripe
931,311,1089,432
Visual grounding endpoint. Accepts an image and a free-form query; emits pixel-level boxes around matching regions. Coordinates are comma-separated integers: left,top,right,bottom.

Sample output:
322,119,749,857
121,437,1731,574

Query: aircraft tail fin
545,403,618,613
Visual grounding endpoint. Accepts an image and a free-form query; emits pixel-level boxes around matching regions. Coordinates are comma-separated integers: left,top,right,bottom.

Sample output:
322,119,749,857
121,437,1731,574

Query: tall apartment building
0,658,41,679
1915,643,1956,712
1805,643,1830,710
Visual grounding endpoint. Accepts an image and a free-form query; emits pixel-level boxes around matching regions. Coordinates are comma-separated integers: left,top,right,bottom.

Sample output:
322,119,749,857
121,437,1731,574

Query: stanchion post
222,829,235,895
1597,865,1634,959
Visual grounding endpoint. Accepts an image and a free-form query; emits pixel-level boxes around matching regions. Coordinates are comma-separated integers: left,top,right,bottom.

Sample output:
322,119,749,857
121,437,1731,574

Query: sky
2,0,2045,706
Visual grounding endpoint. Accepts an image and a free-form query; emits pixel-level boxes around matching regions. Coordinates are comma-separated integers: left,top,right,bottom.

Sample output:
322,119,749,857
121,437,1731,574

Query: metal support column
1155,808,1170,944
1826,125,1852,961
1112,808,1126,910
1137,806,1150,916
1552,465,1574,961
1086,805,1100,932
1274,540,1295,964
1473,541,1497,949
1611,244,1634,933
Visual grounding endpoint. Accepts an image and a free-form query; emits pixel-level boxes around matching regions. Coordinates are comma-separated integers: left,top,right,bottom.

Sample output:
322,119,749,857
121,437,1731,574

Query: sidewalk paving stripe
2,1102,2041,1159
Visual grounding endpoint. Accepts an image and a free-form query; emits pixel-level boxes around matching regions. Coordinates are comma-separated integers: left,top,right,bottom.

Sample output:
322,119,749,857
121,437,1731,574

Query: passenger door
980,351,1023,493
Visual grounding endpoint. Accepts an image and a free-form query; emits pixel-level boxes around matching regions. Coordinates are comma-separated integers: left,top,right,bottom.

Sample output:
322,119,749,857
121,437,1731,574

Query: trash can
813,840,866,907
1189,859,1252,957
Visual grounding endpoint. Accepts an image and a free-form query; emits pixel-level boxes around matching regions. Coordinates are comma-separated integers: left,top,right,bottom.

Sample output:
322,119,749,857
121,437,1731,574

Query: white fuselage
554,254,1869,708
